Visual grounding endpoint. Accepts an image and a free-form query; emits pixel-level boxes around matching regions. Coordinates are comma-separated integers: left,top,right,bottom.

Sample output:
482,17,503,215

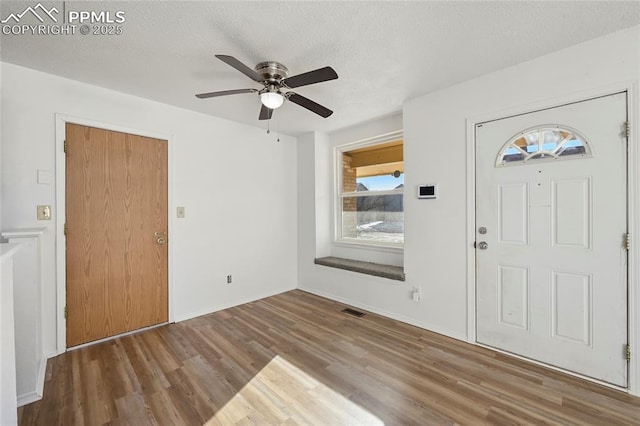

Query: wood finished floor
19,290,640,425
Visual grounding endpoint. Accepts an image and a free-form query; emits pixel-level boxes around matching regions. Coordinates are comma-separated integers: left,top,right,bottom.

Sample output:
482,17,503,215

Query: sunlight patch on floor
205,355,383,425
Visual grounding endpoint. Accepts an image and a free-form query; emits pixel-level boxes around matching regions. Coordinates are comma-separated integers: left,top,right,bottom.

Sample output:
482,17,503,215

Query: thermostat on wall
418,184,437,199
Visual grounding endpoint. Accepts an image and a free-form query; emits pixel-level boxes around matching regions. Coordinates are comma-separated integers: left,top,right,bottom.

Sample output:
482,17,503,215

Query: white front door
475,93,628,387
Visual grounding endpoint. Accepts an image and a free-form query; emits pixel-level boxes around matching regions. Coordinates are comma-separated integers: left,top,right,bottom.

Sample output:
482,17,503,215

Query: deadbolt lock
478,227,487,234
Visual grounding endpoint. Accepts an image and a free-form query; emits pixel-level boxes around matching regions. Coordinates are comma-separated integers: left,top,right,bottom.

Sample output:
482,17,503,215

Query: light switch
176,206,185,218
37,205,52,220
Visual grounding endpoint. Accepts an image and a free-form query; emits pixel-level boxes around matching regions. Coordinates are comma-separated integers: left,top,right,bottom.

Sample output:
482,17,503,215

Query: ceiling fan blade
195,88,257,99
282,66,338,89
259,104,273,120
287,93,333,118
215,55,261,82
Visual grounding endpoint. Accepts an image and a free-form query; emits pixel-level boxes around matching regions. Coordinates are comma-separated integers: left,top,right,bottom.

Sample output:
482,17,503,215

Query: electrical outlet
176,206,185,218
412,286,422,302
227,275,232,284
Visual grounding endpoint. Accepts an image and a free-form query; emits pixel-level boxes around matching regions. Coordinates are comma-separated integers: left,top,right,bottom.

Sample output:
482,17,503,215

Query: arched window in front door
496,125,592,167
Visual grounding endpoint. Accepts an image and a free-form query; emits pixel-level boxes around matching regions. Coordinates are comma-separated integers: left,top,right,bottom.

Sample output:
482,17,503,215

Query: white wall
298,112,436,334
297,132,327,276
1,63,298,357
3,231,45,406
0,244,20,426
0,61,3,231
298,26,640,344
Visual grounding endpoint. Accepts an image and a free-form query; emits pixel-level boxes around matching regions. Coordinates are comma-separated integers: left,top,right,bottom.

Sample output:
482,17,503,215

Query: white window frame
334,130,404,250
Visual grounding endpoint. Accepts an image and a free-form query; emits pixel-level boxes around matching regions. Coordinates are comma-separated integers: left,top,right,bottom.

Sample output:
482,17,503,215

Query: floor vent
342,308,365,317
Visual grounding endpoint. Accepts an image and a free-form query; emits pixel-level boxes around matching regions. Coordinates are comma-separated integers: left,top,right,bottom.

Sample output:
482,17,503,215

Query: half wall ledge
314,256,405,281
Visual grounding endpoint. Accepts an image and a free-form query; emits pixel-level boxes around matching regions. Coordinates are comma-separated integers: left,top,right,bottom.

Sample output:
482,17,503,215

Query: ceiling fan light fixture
260,91,285,109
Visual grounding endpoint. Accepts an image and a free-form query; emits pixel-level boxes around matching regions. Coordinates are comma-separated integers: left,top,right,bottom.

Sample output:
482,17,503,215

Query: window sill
332,240,404,254
314,256,405,281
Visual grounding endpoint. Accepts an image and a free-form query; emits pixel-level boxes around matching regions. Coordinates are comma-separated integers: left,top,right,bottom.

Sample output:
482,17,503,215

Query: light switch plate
176,206,185,218
37,205,52,220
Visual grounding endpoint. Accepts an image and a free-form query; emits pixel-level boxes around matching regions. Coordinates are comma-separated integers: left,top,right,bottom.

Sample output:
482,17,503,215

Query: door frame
465,82,640,395
55,114,175,352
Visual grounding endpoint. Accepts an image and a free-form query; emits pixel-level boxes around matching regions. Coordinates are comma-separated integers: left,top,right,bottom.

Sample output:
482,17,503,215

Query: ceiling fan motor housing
255,61,289,83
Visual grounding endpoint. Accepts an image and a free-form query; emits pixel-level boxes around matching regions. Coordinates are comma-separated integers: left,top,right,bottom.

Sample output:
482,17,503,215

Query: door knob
154,231,167,245
477,241,488,250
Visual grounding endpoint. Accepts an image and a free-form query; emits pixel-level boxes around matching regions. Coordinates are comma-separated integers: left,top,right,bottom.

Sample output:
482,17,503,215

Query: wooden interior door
65,123,168,347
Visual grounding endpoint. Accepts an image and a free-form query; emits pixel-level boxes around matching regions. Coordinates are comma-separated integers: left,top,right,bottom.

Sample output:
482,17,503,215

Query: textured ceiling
2,1,639,136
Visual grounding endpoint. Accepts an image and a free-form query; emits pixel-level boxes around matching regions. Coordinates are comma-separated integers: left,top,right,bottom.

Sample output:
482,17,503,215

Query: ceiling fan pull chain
277,116,280,142
267,118,271,134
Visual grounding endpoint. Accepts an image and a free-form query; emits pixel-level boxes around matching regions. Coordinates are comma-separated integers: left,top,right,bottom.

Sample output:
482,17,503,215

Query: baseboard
37,352,50,397
173,285,296,323
17,391,39,407
299,286,468,342
17,350,55,407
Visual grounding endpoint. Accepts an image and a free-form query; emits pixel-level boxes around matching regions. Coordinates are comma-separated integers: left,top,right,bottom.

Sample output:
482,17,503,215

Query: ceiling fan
196,55,338,121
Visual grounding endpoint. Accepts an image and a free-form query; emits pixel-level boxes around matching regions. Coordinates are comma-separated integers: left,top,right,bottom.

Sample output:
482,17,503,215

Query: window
337,133,403,247
496,125,591,167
